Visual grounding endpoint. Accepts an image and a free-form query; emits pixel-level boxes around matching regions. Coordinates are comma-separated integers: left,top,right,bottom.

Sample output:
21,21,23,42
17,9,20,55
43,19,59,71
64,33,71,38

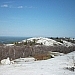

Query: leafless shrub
0,45,75,61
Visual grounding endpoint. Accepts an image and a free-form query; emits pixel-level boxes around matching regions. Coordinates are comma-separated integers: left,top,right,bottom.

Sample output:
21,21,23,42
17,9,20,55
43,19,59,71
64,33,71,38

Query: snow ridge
22,37,75,47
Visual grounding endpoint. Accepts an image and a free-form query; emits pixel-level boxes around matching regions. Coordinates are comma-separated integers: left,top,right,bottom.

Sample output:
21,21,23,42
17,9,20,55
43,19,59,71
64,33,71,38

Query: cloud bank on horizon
0,0,75,37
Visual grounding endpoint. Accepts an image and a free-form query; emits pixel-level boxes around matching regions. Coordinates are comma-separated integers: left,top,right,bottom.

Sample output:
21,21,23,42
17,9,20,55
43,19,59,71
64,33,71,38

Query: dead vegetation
0,45,75,61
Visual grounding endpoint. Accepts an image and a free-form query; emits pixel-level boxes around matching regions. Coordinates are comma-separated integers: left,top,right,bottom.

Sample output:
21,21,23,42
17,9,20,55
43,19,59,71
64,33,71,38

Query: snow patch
4,44,14,46
1,57,10,65
14,57,35,63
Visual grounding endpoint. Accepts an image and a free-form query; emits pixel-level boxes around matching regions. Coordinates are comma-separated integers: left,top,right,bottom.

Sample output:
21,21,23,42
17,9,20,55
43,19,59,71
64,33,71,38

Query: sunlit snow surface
4,37,75,47
22,37,75,47
0,51,75,75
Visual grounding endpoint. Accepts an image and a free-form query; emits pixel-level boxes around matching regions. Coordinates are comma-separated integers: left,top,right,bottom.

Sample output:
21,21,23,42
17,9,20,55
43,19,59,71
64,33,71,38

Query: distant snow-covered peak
21,37,75,47
22,37,63,46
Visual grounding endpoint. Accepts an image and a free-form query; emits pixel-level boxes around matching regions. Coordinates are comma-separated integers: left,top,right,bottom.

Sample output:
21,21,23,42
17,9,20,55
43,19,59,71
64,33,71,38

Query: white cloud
18,6,23,8
1,4,8,7
0,4,37,9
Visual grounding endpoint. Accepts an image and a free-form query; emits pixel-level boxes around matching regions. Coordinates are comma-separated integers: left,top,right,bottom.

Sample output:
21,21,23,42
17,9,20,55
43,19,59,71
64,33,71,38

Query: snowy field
0,51,75,75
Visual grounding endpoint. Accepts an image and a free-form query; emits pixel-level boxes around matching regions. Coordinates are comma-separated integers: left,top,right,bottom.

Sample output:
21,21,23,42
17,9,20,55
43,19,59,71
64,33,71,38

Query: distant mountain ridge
20,37,75,47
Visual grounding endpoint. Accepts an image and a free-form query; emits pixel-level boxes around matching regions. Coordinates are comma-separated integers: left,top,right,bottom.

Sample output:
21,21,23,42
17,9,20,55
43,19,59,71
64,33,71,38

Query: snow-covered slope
61,39,75,47
22,37,63,46
22,37,75,47
0,51,75,75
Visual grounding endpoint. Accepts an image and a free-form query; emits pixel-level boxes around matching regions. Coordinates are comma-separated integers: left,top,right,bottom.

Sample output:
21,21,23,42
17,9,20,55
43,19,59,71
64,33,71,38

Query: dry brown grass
33,53,51,60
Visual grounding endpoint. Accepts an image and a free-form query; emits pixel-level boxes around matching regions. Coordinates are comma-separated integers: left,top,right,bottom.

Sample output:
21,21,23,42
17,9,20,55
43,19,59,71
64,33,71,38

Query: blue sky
0,0,75,37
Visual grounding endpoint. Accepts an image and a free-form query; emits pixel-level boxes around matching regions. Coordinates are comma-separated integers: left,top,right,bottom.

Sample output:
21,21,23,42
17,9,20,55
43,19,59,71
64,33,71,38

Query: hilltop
13,37,75,47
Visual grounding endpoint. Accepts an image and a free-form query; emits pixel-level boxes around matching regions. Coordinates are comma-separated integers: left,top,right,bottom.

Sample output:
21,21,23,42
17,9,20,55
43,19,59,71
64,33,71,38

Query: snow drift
1,57,10,65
